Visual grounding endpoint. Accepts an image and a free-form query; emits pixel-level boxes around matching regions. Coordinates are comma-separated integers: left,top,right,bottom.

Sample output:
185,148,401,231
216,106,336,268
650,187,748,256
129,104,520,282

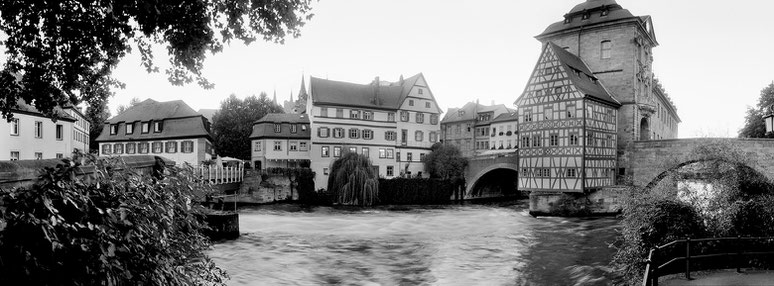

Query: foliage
377,178,457,205
612,140,774,284
0,0,315,120
116,97,142,115
0,154,227,285
327,152,379,206
739,82,774,138
84,99,112,153
212,93,284,159
422,143,468,181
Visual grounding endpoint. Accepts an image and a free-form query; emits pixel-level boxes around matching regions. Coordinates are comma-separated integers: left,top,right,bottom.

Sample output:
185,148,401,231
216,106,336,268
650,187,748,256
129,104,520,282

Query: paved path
662,269,774,286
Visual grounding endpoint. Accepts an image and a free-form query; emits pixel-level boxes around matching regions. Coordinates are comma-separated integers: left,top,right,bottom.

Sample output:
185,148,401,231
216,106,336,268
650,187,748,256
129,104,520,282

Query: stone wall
229,169,299,204
528,186,628,217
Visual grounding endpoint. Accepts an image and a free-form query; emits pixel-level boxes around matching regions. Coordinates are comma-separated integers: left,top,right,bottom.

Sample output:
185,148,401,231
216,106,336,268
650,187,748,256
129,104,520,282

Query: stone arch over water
466,163,519,198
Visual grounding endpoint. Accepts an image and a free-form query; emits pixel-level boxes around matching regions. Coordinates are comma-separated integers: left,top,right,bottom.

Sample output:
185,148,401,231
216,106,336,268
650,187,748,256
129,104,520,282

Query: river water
209,201,621,285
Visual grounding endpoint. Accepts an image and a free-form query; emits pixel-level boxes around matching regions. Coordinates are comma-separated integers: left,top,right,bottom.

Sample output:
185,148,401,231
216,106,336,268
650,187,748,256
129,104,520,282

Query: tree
116,97,142,115
0,0,315,120
327,152,379,206
212,93,283,159
422,143,468,182
0,154,227,285
84,100,112,153
739,82,774,138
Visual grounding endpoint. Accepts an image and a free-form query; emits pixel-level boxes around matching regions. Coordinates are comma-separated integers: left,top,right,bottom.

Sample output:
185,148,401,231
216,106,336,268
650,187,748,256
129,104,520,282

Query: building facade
535,0,680,175
1,101,76,160
308,73,442,189
95,99,214,165
65,106,90,153
489,112,519,151
440,102,509,157
250,114,311,169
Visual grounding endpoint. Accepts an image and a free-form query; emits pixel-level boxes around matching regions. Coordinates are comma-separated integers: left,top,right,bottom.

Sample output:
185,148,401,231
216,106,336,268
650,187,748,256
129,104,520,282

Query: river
209,200,621,285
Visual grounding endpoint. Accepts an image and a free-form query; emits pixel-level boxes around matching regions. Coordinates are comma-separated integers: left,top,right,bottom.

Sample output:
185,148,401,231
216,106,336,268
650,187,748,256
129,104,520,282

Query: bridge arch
644,158,768,190
465,163,519,198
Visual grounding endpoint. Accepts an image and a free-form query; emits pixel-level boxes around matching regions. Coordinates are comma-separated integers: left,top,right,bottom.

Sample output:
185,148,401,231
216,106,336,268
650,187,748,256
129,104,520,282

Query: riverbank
661,269,774,286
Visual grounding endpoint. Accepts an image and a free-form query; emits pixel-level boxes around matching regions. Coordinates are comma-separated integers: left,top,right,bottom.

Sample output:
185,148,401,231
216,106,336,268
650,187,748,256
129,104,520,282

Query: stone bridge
629,138,774,188
464,152,519,198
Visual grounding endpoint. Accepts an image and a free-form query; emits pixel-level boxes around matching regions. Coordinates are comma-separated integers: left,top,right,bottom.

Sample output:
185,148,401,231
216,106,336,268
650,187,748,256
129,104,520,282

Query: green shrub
0,156,227,285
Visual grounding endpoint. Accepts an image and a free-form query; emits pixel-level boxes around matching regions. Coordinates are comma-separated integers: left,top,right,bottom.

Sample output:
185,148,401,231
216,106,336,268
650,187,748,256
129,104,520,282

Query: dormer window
153,121,163,133
274,124,281,133
110,124,118,135
126,123,134,134
582,13,590,20
290,124,297,133
601,9,609,16
563,17,571,24
458,110,465,116
141,122,150,133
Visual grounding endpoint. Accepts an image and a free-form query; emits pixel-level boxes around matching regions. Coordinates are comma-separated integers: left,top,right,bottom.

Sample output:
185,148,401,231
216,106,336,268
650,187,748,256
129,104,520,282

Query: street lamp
764,105,774,134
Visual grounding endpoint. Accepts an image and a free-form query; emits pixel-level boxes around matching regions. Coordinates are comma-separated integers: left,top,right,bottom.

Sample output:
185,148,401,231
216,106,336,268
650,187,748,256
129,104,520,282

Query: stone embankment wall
529,186,629,217
229,170,299,204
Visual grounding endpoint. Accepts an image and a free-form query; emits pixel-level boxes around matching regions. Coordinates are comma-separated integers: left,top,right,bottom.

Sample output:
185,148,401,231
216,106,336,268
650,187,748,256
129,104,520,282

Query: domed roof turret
568,0,620,14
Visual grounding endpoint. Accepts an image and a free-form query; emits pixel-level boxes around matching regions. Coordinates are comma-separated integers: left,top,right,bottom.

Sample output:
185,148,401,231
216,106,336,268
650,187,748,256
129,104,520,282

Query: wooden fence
642,236,774,286
195,165,244,184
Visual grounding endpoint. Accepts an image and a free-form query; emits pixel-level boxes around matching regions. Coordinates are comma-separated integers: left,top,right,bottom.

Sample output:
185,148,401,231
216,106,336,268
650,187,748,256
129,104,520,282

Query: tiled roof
96,99,211,142
250,113,311,139
491,112,519,124
106,99,200,124
441,102,509,124
11,100,76,122
310,73,442,114
538,0,637,38
549,43,621,107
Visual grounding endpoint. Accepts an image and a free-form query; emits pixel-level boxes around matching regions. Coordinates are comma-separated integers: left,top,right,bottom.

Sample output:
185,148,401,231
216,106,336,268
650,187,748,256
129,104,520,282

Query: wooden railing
642,236,774,286
196,165,244,184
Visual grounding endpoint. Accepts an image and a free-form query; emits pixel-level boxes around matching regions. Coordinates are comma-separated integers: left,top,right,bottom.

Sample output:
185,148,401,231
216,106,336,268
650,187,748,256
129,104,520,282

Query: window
425,102,430,108
385,131,396,141
113,143,124,154
455,125,461,134
430,132,437,142
348,147,357,153
349,128,359,139
361,147,369,158
323,168,329,175
321,146,330,157
420,153,426,161
10,151,19,161
290,142,298,151
56,153,63,159
291,124,297,133
126,143,136,154
430,114,439,125
400,111,409,122
102,144,111,155
601,40,612,59
35,152,42,160
153,121,163,132
387,166,394,177
524,113,533,122
302,124,307,131
407,152,413,162
333,146,342,157
141,122,150,133
273,141,282,151
165,141,178,153
139,142,150,154
418,88,423,94
333,128,344,138
550,134,559,146
56,124,63,140
521,136,530,148
532,135,541,147
379,148,386,158
126,123,134,134
152,142,163,153
33,121,46,138
336,108,344,118
319,127,330,138
388,113,396,122
110,124,118,135
181,141,194,153
274,124,281,133
409,99,414,106
401,129,408,145
300,142,308,151
350,110,360,119
10,118,19,135
396,151,400,161
569,134,579,146
567,168,577,177
416,113,425,123
415,131,424,142
362,129,373,140
321,107,328,117
582,13,590,20
386,149,394,159
254,141,262,151
363,111,373,120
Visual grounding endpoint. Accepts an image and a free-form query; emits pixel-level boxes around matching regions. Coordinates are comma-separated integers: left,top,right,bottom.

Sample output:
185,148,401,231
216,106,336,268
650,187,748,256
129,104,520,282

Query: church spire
273,90,277,104
290,90,294,102
298,74,308,100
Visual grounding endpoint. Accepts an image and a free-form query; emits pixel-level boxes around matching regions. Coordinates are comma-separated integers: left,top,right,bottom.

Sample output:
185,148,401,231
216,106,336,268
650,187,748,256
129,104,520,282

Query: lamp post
764,105,774,134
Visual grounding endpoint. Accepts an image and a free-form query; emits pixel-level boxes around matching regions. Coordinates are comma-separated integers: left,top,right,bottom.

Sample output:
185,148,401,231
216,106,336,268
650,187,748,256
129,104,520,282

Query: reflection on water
209,201,620,285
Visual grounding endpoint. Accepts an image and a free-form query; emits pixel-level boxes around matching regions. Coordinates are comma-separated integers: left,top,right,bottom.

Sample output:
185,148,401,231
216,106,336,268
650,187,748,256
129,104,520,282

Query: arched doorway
639,118,650,141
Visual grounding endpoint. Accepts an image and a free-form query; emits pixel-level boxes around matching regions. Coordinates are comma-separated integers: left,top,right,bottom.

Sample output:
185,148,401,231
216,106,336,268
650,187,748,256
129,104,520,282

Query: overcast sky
107,0,774,138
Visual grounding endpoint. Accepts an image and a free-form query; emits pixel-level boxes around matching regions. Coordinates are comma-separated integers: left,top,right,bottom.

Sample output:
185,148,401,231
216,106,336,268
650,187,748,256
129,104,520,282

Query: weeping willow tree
326,152,379,206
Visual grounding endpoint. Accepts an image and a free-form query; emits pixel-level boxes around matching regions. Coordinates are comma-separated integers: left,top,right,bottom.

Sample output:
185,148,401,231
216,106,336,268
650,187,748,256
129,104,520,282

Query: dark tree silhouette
212,93,283,159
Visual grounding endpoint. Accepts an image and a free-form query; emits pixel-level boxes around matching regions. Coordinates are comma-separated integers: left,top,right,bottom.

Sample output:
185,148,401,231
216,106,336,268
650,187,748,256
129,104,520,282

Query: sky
105,0,774,138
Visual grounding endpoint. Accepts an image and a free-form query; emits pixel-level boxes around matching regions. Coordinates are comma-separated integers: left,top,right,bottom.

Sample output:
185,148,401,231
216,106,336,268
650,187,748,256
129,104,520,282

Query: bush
327,152,378,206
378,178,458,205
0,156,227,285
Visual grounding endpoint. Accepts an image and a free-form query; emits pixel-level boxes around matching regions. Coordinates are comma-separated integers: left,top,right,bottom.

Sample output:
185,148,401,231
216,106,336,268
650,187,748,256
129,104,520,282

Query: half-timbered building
515,43,619,192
